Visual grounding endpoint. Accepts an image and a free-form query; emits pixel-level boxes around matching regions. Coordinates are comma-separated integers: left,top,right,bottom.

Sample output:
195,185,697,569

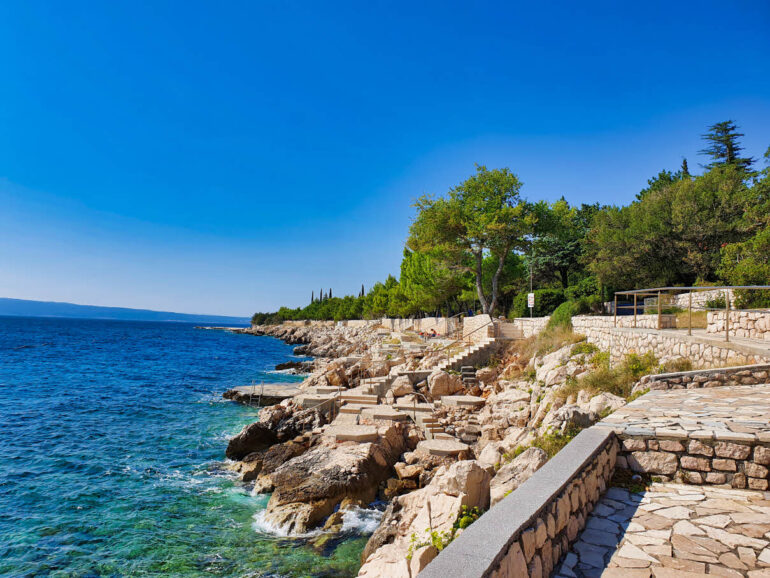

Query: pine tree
700,120,754,171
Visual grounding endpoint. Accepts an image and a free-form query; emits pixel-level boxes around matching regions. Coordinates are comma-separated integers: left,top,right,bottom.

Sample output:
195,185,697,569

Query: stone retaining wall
637,363,770,391
617,435,770,491
377,317,460,335
463,314,494,344
671,288,734,309
510,316,550,338
572,314,676,331
707,310,770,341
571,317,769,368
419,427,617,578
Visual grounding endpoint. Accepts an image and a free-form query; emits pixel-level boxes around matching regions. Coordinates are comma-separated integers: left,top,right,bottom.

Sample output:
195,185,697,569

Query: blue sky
1,1,769,316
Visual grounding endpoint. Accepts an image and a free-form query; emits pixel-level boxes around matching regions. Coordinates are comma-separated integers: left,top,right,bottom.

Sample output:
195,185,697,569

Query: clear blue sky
1,1,769,316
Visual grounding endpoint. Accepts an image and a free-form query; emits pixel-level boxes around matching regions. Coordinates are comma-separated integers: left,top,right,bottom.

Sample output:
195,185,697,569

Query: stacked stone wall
617,435,770,491
510,316,550,338
419,428,618,578
571,316,770,368
462,314,494,344
573,314,676,331
637,363,770,391
488,436,617,578
707,310,770,341
671,288,734,309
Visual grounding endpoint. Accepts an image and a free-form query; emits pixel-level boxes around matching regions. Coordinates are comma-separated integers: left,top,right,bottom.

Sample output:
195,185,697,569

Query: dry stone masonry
708,311,770,341
597,385,770,491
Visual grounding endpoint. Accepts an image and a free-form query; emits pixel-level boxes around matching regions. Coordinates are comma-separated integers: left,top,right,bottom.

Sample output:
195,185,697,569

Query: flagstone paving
559,483,770,577
596,385,770,443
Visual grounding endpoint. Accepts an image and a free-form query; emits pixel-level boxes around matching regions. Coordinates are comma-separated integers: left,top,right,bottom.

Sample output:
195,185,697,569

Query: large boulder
539,404,594,434
261,425,406,534
585,392,626,416
428,369,463,398
359,460,491,578
390,375,415,398
225,422,279,460
489,447,548,505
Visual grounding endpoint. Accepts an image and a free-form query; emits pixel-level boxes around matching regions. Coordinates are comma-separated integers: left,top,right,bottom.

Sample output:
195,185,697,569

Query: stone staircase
460,365,477,389
436,336,498,372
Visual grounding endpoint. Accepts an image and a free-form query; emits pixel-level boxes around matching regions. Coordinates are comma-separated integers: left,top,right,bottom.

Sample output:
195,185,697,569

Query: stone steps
416,438,469,457
440,395,486,409
325,425,379,443
360,405,410,422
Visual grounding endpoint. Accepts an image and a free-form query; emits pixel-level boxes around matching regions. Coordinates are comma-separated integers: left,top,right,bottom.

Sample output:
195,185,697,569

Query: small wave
341,506,384,534
251,510,323,538
267,369,310,376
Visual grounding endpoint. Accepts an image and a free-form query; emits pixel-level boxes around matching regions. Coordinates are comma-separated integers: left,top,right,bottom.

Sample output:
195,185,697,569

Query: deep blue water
0,317,369,577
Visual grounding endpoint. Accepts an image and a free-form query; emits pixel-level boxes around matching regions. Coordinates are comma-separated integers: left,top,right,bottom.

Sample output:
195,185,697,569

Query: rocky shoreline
221,321,631,576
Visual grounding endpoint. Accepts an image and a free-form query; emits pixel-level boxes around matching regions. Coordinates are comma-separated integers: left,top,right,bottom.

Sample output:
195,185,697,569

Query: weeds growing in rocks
406,506,485,560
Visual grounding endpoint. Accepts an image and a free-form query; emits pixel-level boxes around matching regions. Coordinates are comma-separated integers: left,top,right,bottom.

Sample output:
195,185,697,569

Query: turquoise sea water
0,317,370,577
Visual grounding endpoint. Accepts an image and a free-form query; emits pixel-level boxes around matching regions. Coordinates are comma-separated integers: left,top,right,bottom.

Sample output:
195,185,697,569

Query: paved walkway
560,484,770,577
597,385,770,444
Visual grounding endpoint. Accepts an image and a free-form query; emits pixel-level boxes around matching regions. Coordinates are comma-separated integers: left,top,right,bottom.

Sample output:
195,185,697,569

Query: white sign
527,292,535,308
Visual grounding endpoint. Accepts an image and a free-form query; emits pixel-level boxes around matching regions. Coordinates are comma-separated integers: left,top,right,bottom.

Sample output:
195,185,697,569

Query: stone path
560,483,770,578
597,385,770,443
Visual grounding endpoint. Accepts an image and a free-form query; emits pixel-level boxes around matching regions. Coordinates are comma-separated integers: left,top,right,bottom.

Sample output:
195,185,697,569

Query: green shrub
511,289,566,318
735,289,770,309
705,295,726,309
574,294,604,314
565,277,599,301
571,342,599,356
547,301,577,329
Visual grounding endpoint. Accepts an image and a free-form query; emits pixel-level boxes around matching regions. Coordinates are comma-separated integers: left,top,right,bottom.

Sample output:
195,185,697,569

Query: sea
0,316,376,577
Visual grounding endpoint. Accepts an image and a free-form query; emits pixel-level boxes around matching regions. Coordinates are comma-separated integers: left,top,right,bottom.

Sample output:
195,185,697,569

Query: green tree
700,120,754,172
407,165,532,315
529,200,598,289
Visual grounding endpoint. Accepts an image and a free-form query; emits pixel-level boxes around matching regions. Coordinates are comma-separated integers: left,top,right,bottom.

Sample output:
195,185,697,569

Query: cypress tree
681,158,690,177
311,290,314,303
329,288,333,299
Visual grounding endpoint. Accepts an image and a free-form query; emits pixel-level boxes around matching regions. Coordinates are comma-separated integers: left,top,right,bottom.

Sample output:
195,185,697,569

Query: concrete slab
416,438,469,457
325,425,378,443
440,395,486,408
360,405,409,421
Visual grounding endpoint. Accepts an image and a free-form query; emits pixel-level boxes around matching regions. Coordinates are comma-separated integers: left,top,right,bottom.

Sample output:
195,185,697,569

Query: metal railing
613,285,770,342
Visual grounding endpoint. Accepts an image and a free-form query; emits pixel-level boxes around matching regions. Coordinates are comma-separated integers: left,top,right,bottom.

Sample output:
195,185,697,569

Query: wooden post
657,291,662,330
614,295,618,327
633,294,637,328
688,291,692,336
725,292,730,343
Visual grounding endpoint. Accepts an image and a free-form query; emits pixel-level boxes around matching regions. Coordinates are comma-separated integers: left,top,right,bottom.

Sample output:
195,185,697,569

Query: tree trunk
474,250,489,313
488,251,508,316
560,268,569,289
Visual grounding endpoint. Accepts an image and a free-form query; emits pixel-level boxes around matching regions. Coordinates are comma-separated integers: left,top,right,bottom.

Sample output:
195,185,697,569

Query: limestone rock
225,422,279,460
490,447,549,505
390,375,415,398
359,460,491,576
428,369,463,398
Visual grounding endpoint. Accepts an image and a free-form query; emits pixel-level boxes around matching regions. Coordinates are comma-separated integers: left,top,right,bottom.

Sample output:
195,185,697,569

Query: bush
565,277,599,301
735,289,770,310
571,342,599,356
705,295,726,309
511,288,565,318
547,301,577,329
574,294,604,314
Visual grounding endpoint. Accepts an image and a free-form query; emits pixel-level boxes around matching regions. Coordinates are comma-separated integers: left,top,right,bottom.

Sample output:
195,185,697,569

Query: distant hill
0,298,250,325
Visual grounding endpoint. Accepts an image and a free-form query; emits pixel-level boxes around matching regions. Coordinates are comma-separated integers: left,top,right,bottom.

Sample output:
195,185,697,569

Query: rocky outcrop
427,369,463,398
358,460,491,577
225,422,279,460
261,424,407,534
489,447,548,505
